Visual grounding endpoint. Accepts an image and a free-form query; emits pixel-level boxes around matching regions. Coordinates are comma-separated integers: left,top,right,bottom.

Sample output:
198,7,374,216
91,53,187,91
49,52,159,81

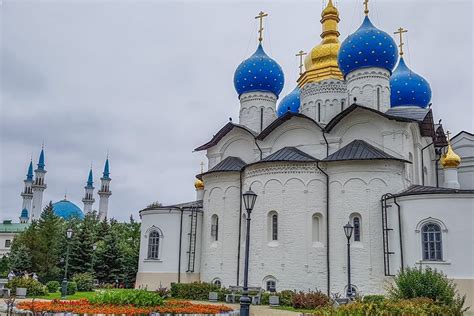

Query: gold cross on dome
296,50,307,75
255,11,268,43
200,161,205,173
446,130,451,142
394,27,408,56
363,0,369,15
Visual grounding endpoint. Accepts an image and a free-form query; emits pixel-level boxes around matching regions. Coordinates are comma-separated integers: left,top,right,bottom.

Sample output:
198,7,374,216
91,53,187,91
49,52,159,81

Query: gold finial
394,27,408,56
296,50,307,75
255,11,268,43
363,0,369,16
440,131,461,169
195,162,205,190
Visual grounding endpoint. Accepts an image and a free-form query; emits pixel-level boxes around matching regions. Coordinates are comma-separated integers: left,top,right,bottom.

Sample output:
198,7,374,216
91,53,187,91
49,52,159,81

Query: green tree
68,212,100,275
0,255,10,277
8,244,31,273
34,202,64,282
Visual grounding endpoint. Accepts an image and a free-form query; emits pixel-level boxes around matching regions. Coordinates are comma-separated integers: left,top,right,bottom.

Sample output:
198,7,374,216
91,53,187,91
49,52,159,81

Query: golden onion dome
440,144,461,169
194,178,204,190
298,0,343,87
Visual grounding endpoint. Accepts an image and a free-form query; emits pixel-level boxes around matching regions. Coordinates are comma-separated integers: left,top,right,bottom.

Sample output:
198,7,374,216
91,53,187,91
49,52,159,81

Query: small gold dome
440,144,461,169
194,178,204,190
298,0,343,87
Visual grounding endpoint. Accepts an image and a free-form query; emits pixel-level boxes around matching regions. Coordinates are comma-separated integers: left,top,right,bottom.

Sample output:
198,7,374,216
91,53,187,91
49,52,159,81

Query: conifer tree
8,244,32,273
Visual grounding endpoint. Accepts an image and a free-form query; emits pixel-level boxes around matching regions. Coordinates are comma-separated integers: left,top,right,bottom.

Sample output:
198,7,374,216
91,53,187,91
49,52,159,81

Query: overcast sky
1,0,472,221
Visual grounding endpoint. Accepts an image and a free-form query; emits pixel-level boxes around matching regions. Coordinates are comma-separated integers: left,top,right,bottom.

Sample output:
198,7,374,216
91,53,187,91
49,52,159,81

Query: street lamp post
240,188,257,316
91,243,97,273
343,222,354,299
61,228,73,299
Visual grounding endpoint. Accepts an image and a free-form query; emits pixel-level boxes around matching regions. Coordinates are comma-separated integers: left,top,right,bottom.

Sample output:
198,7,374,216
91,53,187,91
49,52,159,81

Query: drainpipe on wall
236,171,243,285
317,161,330,296
178,208,184,283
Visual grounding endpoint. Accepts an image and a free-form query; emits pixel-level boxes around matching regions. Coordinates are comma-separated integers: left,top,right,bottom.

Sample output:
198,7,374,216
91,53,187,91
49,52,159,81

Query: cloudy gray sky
1,0,472,221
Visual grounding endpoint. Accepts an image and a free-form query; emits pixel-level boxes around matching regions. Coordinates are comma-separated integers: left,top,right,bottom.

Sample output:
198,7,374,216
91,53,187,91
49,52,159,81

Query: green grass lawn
273,305,319,313
33,291,97,300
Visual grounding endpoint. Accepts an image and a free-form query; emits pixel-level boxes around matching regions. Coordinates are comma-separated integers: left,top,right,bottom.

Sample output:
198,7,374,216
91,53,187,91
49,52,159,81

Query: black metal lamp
61,228,74,298
240,187,258,316
343,222,354,299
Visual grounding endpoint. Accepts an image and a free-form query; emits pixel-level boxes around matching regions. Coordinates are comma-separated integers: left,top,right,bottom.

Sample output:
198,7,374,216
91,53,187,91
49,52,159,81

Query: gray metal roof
140,200,203,212
198,156,246,179
194,122,256,151
323,140,409,163
394,185,474,197
262,147,318,162
385,107,430,122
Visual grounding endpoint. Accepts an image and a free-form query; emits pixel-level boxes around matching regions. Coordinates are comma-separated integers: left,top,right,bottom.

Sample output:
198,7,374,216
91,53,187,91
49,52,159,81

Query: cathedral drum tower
298,0,347,124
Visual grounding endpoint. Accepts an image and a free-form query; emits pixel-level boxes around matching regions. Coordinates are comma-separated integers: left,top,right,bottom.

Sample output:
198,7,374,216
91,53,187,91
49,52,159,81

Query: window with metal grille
211,215,219,241
266,280,276,292
353,217,361,242
5,240,11,248
422,223,442,261
147,231,160,259
271,214,278,241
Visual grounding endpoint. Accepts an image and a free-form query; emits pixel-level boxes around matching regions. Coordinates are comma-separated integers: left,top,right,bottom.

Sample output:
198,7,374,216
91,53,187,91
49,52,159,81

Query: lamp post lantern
240,188,257,316
343,222,354,298
61,228,74,299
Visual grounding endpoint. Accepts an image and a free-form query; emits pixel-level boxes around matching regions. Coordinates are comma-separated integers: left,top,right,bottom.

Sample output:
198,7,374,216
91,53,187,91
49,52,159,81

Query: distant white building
0,220,28,257
136,1,474,306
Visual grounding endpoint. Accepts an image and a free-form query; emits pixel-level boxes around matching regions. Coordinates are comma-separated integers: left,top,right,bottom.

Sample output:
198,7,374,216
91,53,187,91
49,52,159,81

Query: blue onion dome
20,208,29,218
390,57,431,108
338,16,398,77
234,44,285,97
277,87,300,117
52,199,84,220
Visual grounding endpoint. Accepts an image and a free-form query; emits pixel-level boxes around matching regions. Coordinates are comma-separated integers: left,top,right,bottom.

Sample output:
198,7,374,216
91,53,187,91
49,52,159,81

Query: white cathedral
18,147,112,223
136,1,474,305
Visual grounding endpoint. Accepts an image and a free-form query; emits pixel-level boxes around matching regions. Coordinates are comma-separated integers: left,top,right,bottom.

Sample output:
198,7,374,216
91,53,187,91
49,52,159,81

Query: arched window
267,211,278,241
376,87,381,110
272,214,278,240
422,223,442,261
353,217,361,242
211,214,219,241
318,102,321,121
266,279,276,292
312,213,323,243
147,230,160,260
341,99,345,112
212,279,222,288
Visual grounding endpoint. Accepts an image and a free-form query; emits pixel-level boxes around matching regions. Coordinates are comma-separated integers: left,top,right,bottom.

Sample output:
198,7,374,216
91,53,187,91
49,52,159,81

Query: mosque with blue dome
135,0,474,305
19,148,112,223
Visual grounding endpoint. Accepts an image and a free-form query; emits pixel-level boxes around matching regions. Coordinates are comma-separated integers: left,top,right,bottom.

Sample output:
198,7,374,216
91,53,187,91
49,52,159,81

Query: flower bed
17,299,234,315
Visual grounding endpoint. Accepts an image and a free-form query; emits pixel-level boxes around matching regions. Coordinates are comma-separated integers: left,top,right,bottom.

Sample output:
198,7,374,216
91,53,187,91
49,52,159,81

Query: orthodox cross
363,0,369,15
446,130,452,142
296,50,307,75
394,27,408,56
200,161,205,173
255,11,268,43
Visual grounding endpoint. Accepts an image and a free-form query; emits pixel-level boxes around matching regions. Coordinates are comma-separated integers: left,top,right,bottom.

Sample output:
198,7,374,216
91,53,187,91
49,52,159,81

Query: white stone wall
346,67,391,112
239,92,277,133
136,207,202,289
299,79,348,125
0,232,16,256
385,194,474,306
450,132,474,189
200,172,241,286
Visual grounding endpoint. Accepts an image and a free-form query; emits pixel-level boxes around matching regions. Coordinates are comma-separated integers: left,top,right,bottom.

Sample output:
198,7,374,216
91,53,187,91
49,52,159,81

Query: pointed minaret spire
98,156,112,220
31,146,47,221
83,167,95,214
20,160,34,223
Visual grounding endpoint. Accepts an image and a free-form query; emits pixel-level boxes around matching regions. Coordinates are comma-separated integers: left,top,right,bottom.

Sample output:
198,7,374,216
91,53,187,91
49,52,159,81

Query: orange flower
17,299,234,315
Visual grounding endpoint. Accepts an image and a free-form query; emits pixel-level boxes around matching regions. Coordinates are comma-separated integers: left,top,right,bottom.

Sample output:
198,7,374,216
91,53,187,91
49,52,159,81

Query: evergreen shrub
170,282,222,301
6,277,47,296
361,294,386,304
388,266,467,314
67,281,78,295
72,272,94,292
46,281,60,293
89,289,164,307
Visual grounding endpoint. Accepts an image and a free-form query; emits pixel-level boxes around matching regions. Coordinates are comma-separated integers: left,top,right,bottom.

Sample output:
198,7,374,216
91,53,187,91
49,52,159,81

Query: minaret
441,132,461,189
31,147,47,221
19,161,34,223
97,158,112,219
298,0,347,124
82,168,95,214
